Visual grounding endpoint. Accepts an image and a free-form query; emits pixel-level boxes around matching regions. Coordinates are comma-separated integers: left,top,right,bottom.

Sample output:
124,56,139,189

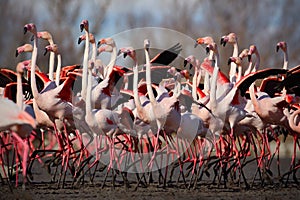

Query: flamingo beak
117,49,122,56
183,59,188,67
80,24,84,32
276,45,280,52
15,50,19,57
43,48,48,56
205,46,210,55
227,58,232,65
220,37,227,47
123,52,128,58
194,40,199,48
247,55,252,62
78,37,82,45
97,39,105,48
30,35,35,41
23,27,28,34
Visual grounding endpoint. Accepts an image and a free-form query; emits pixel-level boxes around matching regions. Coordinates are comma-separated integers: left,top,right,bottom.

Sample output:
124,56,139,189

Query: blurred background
1,0,300,75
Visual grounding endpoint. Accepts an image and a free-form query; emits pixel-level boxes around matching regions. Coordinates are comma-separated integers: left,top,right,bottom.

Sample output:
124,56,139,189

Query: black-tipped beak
30,35,34,41
15,50,19,57
78,37,82,45
183,59,188,67
97,41,101,48
194,41,199,48
227,58,232,65
117,49,121,56
24,27,28,34
189,64,193,70
123,52,128,58
220,38,226,47
44,48,48,56
247,55,252,62
276,45,279,52
80,24,84,32
205,46,210,55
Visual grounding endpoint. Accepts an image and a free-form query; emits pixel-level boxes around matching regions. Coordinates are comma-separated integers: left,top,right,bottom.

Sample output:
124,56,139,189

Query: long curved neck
210,62,219,110
133,59,142,110
244,60,253,76
145,48,156,103
105,45,117,78
253,51,260,72
289,109,300,133
91,42,97,74
16,72,23,110
86,67,93,115
283,49,288,70
229,42,239,83
192,64,199,101
30,32,39,98
47,38,55,81
81,29,89,99
55,53,61,86
249,83,260,113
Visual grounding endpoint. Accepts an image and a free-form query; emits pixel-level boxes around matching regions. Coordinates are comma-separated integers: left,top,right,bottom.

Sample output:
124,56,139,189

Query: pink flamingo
220,33,239,83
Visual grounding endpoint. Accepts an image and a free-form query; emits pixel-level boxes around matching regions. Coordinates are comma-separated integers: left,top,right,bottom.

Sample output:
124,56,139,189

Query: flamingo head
16,43,33,57
36,31,53,42
228,56,241,66
184,55,196,69
238,48,249,61
80,19,89,32
78,33,95,45
221,32,237,47
276,41,287,52
248,45,257,62
16,62,26,74
97,37,115,48
195,36,214,48
44,44,58,56
118,47,136,60
180,69,190,80
24,23,36,35
144,39,150,52
97,45,113,55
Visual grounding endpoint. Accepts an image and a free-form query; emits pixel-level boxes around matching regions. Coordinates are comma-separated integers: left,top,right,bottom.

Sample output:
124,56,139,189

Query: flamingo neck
249,83,260,113
145,49,156,103
244,60,253,75
16,72,23,110
55,53,61,86
133,60,142,109
289,109,300,133
105,45,117,78
192,65,199,101
81,29,90,99
30,33,39,98
48,39,54,81
86,67,93,116
91,43,97,74
237,65,242,82
210,64,219,110
229,42,239,83
283,50,288,70
253,51,260,72
49,52,55,81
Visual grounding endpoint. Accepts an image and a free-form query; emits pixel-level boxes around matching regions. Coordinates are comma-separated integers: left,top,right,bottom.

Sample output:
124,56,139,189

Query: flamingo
44,44,62,86
0,96,36,188
35,31,55,81
276,41,288,70
220,33,239,83
79,20,90,100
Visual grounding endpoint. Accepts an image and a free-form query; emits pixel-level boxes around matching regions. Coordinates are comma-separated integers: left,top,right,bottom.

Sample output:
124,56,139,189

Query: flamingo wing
150,43,182,65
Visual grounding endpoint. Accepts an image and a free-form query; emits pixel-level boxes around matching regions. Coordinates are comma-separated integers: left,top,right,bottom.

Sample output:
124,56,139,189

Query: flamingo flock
1,21,300,190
